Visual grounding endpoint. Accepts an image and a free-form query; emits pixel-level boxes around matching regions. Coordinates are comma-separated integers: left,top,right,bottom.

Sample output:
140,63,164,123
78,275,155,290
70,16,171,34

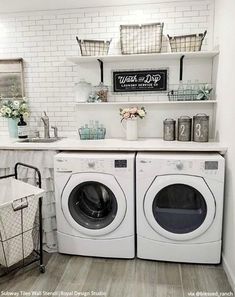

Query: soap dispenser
18,114,28,139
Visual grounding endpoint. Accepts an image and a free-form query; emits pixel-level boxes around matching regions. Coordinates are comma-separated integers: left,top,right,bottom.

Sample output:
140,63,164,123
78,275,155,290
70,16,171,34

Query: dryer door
61,173,126,236
144,175,216,241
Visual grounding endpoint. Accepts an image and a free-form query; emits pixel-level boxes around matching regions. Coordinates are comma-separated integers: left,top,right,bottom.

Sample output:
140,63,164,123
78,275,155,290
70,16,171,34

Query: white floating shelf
75,100,217,106
68,51,219,64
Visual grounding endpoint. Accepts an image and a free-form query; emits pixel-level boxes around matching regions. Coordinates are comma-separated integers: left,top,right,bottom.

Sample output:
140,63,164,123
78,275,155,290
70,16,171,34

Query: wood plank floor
0,253,233,297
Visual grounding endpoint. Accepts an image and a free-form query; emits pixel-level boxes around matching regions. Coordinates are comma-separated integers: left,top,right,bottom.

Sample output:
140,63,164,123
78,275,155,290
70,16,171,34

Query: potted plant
120,106,146,140
196,85,213,100
0,98,29,138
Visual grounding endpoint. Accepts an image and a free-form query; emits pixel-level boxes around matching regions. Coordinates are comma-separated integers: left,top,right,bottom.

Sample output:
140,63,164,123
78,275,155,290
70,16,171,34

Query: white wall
0,1,215,137
214,0,235,291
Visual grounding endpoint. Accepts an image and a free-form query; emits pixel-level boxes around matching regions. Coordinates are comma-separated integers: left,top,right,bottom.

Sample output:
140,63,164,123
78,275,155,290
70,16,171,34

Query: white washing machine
54,152,135,258
136,152,225,264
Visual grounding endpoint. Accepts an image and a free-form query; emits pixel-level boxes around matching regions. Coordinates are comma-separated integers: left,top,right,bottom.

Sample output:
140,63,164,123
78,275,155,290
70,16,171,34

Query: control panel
55,157,130,173
138,158,220,178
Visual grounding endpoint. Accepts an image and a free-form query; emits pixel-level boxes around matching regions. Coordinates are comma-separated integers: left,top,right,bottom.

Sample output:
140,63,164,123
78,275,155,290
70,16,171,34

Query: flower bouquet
120,107,146,121
0,98,29,137
119,106,146,140
0,97,29,119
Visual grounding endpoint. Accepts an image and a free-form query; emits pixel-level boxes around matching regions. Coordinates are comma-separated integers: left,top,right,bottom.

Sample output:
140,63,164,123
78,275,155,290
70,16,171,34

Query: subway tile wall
0,1,214,136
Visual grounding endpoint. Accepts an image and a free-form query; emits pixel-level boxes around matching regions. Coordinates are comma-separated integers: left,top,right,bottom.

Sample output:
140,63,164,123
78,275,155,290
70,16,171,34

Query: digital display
205,161,218,170
115,160,127,168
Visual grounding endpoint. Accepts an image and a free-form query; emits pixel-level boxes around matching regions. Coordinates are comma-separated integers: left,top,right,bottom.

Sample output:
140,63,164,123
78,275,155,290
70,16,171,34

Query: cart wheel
39,265,45,273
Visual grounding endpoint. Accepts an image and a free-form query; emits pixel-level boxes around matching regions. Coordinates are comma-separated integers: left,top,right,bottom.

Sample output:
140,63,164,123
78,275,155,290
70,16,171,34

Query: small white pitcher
122,117,138,141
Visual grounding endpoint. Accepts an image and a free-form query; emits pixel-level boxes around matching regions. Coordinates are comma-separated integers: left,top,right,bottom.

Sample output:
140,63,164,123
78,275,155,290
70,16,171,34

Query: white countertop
0,136,227,154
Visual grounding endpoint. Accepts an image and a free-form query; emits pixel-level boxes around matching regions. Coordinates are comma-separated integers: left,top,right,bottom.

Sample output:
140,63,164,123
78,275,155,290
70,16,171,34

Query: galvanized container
163,118,176,141
193,113,209,142
178,116,192,141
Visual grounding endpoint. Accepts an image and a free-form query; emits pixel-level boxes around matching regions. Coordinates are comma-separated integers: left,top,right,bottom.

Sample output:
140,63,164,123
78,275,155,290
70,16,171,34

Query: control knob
88,161,95,168
176,161,183,170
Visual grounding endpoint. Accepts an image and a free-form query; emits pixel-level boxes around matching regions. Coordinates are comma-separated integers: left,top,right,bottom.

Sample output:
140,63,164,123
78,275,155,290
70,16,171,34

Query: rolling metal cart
0,163,45,276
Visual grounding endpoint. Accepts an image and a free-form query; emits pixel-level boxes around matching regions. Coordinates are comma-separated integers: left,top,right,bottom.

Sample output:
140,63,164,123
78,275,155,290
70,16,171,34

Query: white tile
0,1,214,136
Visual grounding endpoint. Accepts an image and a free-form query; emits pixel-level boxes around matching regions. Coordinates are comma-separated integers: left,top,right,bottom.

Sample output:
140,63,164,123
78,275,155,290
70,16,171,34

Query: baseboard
222,253,235,292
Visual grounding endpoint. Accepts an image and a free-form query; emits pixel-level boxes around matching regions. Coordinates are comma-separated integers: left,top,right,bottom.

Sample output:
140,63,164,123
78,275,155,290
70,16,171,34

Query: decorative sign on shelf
113,69,168,93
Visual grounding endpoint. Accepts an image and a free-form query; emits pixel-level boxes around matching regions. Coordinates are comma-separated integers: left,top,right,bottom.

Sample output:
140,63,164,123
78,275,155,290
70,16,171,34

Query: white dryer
54,152,135,258
136,152,225,264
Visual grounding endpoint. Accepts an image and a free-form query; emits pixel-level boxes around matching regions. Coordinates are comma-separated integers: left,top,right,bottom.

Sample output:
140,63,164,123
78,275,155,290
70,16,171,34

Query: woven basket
76,37,112,56
120,22,164,55
168,31,207,52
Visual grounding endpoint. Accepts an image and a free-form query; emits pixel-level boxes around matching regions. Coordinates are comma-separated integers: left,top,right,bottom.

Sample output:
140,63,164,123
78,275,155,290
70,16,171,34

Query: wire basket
0,163,45,277
168,83,212,101
78,127,106,140
0,195,40,271
120,22,164,55
167,30,207,52
76,37,112,56
168,89,199,101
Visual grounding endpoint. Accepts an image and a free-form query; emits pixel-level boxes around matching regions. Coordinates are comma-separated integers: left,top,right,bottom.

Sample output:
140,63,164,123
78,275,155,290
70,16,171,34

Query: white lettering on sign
118,75,138,84
144,74,161,85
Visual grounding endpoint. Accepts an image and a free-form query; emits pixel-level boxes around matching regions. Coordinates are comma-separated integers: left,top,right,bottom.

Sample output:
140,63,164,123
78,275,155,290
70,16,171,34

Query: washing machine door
144,175,216,241
61,173,126,236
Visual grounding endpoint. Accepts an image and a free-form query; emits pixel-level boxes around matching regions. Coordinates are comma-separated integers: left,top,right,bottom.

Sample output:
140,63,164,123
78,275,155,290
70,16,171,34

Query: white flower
13,110,18,117
129,107,138,114
23,112,29,118
20,103,27,109
13,101,20,108
121,108,130,115
0,107,6,114
5,107,11,114
137,110,146,117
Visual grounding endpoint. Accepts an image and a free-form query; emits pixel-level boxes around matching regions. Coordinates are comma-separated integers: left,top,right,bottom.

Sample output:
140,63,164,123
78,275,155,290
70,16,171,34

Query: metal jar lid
164,118,176,123
193,113,209,120
178,116,192,123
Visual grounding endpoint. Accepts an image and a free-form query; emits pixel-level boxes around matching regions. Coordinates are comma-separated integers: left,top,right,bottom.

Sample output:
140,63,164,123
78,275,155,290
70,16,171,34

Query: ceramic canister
193,113,209,142
178,116,192,141
163,118,176,141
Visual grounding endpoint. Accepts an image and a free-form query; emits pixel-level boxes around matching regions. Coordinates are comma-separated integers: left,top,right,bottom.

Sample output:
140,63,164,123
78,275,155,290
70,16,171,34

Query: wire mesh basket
168,89,199,101
167,30,207,52
0,194,39,269
78,127,106,140
168,83,212,101
0,163,45,276
76,37,112,56
120,22,164,55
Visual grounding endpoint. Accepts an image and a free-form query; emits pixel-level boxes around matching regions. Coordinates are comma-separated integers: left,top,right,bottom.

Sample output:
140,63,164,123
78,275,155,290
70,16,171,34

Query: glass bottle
177,81,184,101
18,114,28,139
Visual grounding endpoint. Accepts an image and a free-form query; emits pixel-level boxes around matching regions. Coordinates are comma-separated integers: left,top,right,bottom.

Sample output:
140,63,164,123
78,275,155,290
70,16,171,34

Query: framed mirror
0,58,24,99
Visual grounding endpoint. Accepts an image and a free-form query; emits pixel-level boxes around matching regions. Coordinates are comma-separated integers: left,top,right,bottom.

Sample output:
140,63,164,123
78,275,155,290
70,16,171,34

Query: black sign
113,69,168,93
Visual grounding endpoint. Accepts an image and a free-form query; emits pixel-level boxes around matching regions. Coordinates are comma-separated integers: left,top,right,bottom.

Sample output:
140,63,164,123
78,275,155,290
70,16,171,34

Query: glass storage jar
94,82,109,102
74,79,92,102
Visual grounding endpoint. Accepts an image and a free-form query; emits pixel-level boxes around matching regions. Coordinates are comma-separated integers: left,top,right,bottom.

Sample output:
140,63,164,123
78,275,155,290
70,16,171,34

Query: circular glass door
152,184,207,234
68,181,118,230
144,175,216,241
61,173,127,236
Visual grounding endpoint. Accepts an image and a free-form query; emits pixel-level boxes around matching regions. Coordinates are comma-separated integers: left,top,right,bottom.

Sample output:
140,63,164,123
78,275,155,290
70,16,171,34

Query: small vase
124,118,138,141
8,118,18,138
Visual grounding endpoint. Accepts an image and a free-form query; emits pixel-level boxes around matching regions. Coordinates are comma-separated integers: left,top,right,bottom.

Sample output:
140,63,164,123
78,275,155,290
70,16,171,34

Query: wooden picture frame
0,58,24,99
